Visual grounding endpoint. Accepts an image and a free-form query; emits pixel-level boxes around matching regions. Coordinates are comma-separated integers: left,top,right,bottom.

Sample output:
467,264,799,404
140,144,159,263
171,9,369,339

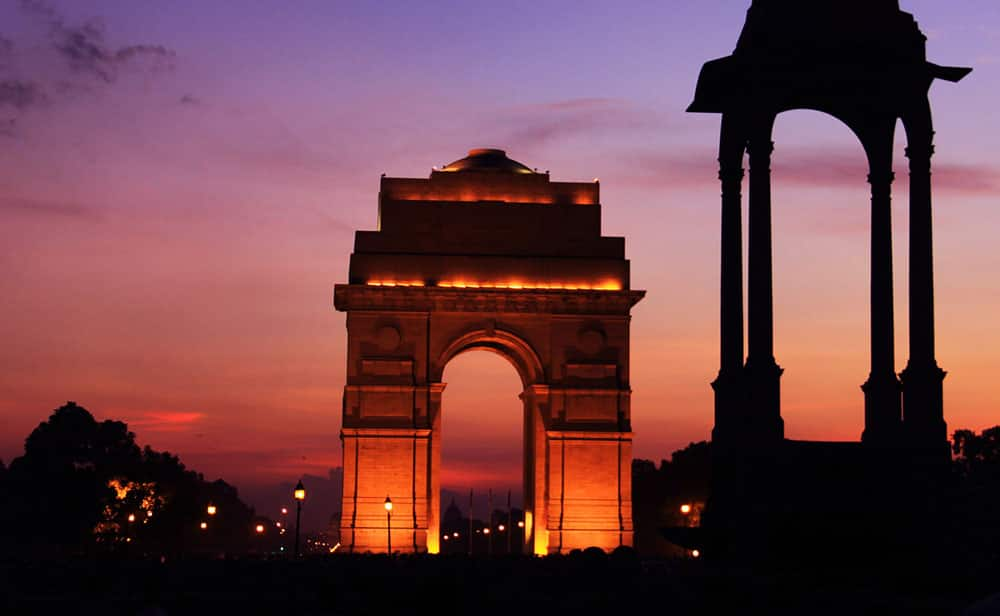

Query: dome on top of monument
438,148,537,174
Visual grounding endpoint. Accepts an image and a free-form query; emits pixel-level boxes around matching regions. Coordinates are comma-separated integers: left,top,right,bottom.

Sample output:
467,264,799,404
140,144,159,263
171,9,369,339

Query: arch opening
439,349,526,554
769,109,907,441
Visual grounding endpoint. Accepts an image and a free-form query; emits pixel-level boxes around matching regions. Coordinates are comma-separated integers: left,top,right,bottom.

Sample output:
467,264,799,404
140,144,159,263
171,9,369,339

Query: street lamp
680,504,692,515
207,504,217,516
384,495,393,554
294,480,306,559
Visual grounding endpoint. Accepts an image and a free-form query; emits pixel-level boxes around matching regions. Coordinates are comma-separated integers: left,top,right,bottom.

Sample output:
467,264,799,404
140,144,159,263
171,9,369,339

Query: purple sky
2,0,999,528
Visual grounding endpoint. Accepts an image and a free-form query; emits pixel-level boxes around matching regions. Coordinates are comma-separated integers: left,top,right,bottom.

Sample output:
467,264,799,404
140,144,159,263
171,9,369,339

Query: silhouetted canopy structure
688,0,971,118
687,0,971,563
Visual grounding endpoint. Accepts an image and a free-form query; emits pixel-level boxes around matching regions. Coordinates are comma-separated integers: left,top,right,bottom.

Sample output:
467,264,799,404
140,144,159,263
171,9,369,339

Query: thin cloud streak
494,97,663,151
0,197,103,221
0,1,177,138
626,146,1000,195
129,411,205,433
0,80,44,109
19,0,175,84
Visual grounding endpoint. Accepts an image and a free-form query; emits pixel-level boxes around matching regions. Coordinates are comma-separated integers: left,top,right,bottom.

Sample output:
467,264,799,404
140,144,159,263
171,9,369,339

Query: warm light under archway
439,349,526,550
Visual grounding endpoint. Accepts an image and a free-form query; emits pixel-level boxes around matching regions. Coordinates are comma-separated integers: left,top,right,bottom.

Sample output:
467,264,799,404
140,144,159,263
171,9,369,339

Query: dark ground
2,551,999,616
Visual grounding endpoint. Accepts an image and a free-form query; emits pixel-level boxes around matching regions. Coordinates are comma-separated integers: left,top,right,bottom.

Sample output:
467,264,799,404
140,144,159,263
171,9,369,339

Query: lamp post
384,495,393,554
125,512,135,554
294,480,306,558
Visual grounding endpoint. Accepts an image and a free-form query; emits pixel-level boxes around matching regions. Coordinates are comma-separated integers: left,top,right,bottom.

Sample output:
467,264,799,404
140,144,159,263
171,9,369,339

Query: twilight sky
2,0,999,524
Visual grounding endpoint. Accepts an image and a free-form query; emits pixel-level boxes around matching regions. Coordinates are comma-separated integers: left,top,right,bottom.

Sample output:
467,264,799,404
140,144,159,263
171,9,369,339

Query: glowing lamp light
384,496,393,512
207,504,217,516
452,532,459,538
199,522,207,530
483,528,491,535
498,524,505,532
255,524,265,534
517,521,525,529
281,507,288,515
146,510,153,518
680,504,692,515
691,549,701,558
294,481,306,502
443,534,449,541
127,514,136,523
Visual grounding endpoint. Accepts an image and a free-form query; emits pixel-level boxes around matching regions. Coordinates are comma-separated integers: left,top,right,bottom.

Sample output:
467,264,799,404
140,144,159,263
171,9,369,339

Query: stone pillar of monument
711,114,747,449
900,129,947,451
542,383,634,554
862,161,903,444
520,384,550,555
744,120,784,444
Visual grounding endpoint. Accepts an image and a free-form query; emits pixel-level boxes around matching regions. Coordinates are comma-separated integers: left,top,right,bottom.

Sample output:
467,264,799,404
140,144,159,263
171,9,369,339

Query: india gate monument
334,148,644,554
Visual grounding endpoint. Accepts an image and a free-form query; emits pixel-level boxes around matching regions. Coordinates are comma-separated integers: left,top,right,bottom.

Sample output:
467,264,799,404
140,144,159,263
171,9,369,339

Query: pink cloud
128,411,204,432
494,97,664,151
622,146,1000,195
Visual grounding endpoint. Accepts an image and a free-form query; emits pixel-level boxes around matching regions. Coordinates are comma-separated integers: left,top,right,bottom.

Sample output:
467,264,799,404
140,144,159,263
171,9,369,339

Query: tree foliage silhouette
0,401,255,558
949,426,1000,566
632,441,710,556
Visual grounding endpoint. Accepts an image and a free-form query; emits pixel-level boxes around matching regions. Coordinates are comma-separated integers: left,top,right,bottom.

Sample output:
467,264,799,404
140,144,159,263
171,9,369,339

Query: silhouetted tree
0,402,255,559
953,426,1000,480
3,402,141,554
949,426,1000,566
632,441,710,556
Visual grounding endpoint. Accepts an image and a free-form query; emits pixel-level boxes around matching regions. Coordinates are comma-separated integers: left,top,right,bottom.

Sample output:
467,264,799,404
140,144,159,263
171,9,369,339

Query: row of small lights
441,519,525,542
128,499,696,556
194,482,307,542
121,482,320,556
365,280,622,291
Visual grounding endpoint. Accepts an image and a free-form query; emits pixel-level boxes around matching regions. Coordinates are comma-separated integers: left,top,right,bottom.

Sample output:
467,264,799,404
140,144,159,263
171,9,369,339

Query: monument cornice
333,284,645,315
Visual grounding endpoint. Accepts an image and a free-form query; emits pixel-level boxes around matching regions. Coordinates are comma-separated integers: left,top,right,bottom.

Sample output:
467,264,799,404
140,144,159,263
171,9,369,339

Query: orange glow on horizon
366,279,623,291
387,191,597,206
364,280,426,287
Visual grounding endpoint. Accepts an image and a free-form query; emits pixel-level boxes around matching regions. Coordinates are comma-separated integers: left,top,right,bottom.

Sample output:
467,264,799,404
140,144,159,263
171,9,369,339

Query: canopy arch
434,328,546,389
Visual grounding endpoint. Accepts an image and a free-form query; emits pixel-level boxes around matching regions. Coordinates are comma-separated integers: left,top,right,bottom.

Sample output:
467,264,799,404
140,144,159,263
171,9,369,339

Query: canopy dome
438,148,536,174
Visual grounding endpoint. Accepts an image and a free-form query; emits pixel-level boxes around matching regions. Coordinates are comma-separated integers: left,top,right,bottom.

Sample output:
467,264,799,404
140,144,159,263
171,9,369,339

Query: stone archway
334,149,644,554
